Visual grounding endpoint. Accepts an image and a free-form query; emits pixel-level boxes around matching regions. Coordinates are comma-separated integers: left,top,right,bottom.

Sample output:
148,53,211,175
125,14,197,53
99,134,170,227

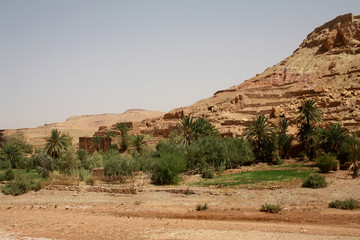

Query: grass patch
271,164,313,169
195,169,314,187
260,203,282,213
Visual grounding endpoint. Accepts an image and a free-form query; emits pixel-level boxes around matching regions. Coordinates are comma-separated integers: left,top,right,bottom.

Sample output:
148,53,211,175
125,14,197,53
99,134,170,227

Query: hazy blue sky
1,0,359,129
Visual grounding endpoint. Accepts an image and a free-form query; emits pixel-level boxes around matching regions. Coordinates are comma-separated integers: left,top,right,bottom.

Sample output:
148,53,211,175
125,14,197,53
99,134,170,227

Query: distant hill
3,109,164,147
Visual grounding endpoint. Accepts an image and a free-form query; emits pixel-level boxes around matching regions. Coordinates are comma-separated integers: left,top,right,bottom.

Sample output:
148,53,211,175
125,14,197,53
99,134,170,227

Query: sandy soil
1,169,360,240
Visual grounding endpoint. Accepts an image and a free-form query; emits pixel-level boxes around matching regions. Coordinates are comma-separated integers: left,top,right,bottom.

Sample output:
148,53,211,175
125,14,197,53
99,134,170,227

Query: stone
271,107,285,118
322,29,338,50
313,84,324,93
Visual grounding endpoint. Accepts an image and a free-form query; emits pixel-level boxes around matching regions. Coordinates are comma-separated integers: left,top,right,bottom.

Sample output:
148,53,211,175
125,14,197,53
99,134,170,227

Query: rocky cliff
136,13,360,137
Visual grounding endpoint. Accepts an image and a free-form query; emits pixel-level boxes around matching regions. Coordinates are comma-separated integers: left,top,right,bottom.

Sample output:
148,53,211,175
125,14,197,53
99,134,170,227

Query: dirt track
1,170,360,239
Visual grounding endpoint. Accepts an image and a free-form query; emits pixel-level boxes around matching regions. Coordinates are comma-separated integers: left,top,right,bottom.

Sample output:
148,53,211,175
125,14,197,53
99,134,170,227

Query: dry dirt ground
1,169,360,240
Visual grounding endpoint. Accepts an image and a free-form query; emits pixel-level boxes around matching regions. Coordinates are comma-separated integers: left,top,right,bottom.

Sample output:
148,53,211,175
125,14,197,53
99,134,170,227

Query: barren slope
137,13,360,138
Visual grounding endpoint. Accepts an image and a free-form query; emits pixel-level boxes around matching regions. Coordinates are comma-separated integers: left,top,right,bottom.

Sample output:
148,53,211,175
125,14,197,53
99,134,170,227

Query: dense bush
77,149,88,164
0,169,15,181
186,137,225,170
151,152,186,185
316,154,336,173
302,173,327,189
56,147,81,175
260,203,282,213
103,151,135,178
201,167,214,179
0,142,28,169
133,150,157,173
186,136,255,171
32,150,54,178
329,198,360,210
221,137,255,167
77,168,90,181
156,140,187,157
2,175,42,196
83,151,103,171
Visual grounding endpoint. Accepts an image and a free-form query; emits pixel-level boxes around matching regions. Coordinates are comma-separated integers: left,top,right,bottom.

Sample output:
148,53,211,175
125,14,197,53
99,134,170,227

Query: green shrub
133,150,156,173
103,151,135,178
83,151,103,171
302,173,327,189
56,147,81,175
316,154,336,173
2,175,42,196
77,149,88,163
331,159,339,171
151,152,186,185
33,150,54,178
299,152,307,161
196,203,208,211
85,176,95,186
202,167,214,179
260,203,282,213
273,155,284,165
0,169,15,181
3,169,15,181
329,198,360,210
156,140,187,158
222,137,255,167
0,133,33,169
186,136,255,171
78,168,90,181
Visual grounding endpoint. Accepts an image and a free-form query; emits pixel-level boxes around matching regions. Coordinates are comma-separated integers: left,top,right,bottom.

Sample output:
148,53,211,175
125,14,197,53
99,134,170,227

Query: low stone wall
87,186,137,194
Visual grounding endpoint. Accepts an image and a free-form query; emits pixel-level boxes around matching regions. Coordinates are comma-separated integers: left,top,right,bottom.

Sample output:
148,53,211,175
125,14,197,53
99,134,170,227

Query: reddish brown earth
1,167,360,240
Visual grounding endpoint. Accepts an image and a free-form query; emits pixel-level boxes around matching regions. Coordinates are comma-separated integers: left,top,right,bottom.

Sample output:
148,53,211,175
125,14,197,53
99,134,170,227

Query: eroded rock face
121,14,360,139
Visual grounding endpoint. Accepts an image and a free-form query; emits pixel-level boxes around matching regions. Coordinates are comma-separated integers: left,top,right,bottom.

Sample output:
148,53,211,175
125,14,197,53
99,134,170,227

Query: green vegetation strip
196,169,314,187
0,169,42,180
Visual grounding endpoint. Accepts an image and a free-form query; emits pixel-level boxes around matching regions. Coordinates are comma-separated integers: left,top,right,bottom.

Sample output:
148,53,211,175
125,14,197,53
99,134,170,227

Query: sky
1,0,359,129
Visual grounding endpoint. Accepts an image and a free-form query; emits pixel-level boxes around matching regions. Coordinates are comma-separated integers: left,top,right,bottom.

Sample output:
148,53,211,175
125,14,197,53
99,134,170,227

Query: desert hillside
134,13,360,138
3,109,164,147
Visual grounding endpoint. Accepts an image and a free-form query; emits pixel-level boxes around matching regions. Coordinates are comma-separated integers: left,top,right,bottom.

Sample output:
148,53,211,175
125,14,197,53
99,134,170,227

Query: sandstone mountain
132,13,360,138
3,109,164,147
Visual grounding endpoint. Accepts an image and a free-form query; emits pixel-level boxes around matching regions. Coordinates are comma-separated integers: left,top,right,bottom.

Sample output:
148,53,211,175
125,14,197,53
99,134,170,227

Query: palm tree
105,131,115,140
177,114,196,145
348,137,360,178
44,129,70,159
317,123,350,154
276,119,292,159
113,123,132,152
0,142,23,168
114,122,130,137
244,115,275,162
193,117,219,140
177,114,219,145
297,100,322,161
133,135,145,154
277,118,290,134
92,136,103,152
